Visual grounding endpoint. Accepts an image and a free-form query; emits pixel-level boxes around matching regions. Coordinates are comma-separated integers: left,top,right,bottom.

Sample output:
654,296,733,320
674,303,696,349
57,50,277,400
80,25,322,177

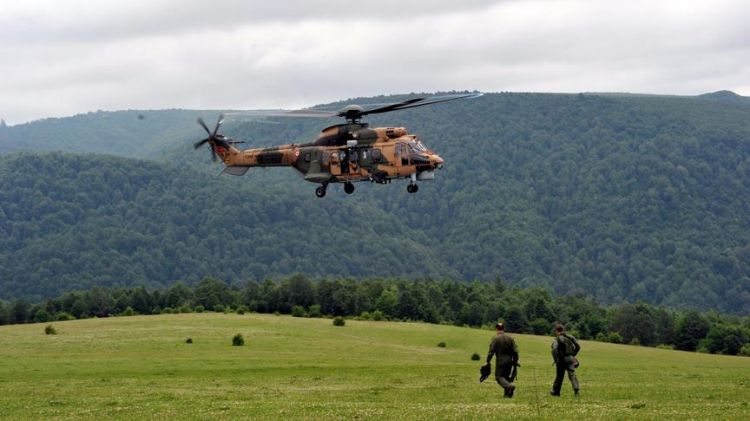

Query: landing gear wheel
344,182,355,195
407,184,419,193
315,185,327,198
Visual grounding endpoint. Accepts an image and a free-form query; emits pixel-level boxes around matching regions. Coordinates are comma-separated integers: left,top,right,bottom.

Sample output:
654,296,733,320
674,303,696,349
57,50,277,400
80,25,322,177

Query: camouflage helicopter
194,93,481,197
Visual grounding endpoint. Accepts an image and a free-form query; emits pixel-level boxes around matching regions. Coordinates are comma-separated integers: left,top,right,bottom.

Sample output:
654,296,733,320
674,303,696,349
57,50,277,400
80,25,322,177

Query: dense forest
1,92,749,314
2,276,748,356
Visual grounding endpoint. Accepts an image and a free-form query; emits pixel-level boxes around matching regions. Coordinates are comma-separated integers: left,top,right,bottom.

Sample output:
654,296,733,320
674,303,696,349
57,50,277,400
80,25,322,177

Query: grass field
1,313,749,420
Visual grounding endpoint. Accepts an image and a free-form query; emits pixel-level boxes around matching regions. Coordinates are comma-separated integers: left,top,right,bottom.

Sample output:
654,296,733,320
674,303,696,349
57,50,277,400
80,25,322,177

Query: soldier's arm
486,338,495,364
551,339,559,364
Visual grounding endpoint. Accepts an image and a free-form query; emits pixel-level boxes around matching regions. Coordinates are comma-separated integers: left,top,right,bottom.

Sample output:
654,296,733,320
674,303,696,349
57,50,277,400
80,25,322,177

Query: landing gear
315,184,327,198
407,183,419,193
344,182,355,195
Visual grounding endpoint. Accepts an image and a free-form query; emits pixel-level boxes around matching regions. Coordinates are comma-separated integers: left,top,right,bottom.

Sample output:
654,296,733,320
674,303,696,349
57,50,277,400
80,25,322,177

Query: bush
656,344,675,350
371,310,385,321
237,305,250,314
44,325,57,335
740,343,750,357
308,304,321,318
232,333,245,346
292,305,307,318
179,305,192,314
161,307,174,314
471,353,481,361
359,311,371,320
438,342,446,348
122,306,135,316
333,316,346,327
54,312,74,321
194,305,205,313
215,304,225,313
185,338,193,344
607,332,623,344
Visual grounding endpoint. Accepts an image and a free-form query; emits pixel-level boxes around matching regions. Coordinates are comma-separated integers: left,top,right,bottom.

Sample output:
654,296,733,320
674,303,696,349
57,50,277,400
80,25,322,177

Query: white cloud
1,0,748,124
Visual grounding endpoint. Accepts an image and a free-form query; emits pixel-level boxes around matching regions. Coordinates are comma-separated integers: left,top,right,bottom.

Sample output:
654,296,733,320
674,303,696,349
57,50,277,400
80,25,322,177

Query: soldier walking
485,322,519,398
550,323,580,397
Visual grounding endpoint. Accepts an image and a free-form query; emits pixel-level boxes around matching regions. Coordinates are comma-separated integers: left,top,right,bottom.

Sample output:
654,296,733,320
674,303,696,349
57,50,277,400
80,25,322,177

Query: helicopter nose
433,155,444,168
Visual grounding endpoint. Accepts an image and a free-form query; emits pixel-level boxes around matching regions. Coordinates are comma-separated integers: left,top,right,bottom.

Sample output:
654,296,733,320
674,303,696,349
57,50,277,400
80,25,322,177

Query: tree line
2,275,748,356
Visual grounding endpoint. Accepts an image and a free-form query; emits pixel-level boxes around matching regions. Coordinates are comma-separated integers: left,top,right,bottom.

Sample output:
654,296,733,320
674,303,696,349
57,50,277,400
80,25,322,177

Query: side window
371,149,381,162
304,153,311,162
400,144,409,165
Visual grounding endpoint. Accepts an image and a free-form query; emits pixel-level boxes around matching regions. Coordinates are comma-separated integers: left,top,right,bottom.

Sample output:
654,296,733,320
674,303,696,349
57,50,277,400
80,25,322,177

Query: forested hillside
1,92,749,314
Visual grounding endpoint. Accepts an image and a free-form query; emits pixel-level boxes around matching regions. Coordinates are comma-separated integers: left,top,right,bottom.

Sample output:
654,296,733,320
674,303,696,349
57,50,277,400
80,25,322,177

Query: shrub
308,304,321,318
359,311,371,320
292,305,307,318
179,305,192,314
122,306,135,316
438,342,446,348
237,305,250,314
371,310,384,321
194,305,205,313
333,316,346,327
740,343,750,357
471,353,481,361
232,333,245,346
656,344,675,350
161,307,174,314
607,332,623,344
273,311,281,316
214,304,225,313
54,312,74,321
185,338,193,344
44,325,57,335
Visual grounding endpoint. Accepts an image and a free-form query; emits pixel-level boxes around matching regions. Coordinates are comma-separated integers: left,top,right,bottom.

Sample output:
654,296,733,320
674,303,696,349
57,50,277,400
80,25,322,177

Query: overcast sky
1,0,749,125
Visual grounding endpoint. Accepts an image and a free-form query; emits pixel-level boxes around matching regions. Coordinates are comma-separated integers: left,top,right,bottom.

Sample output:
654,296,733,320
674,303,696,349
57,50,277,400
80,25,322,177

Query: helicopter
194,93,481,197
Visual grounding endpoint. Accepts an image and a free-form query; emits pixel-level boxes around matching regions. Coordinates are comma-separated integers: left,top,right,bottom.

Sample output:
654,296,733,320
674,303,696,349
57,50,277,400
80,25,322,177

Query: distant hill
1,92,750,314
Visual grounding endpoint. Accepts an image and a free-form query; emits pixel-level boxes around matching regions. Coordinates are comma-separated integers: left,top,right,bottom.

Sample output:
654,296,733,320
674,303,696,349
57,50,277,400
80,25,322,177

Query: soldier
485,322,519,398
550,324,580,397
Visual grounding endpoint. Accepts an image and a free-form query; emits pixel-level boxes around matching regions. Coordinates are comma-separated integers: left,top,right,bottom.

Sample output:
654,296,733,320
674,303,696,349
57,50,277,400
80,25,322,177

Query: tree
610,303,657,346
674,311,710,351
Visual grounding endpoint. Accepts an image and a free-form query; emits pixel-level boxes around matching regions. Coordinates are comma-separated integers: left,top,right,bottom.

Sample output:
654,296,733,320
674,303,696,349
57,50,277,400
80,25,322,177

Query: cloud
1,0,748,124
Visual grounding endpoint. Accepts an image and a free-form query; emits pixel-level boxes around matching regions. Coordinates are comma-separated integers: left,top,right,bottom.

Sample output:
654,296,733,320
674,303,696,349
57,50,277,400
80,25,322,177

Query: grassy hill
1,92,750,313
0,313,748,419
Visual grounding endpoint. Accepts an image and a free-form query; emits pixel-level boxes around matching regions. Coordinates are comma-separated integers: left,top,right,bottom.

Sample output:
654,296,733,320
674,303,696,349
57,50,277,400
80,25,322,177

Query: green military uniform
487,331,519,397
551,333,580,396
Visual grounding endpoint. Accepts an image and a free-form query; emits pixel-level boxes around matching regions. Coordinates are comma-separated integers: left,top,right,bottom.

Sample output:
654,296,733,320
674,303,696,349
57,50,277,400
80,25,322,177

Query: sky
1,0,749,125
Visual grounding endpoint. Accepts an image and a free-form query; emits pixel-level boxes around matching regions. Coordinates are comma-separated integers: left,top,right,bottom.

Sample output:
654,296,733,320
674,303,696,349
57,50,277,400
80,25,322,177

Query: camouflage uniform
551,333,580,396
487,332,519,397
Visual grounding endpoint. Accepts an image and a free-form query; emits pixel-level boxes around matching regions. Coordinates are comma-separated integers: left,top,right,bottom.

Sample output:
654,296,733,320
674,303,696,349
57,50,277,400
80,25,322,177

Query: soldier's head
554,324,565,336
495,322,505,333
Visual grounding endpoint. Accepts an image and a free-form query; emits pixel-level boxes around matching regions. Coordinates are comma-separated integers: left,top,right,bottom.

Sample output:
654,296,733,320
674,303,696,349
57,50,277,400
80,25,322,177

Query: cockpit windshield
408,140,428,153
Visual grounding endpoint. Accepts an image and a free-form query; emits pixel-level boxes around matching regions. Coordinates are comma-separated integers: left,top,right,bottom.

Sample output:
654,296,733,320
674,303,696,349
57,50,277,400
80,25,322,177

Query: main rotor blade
362,93,483,116
356,98,425,116
225,109,338,119
213,114,225,137
197,118,212,136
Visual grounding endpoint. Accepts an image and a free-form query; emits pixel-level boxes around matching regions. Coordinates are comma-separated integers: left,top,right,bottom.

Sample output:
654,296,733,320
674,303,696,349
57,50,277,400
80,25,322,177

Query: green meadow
1,313,748,420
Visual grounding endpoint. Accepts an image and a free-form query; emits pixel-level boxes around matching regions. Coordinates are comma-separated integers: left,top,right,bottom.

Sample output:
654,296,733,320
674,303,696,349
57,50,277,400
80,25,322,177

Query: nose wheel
315,184,327,198
407,183,419,193
344,182,355,195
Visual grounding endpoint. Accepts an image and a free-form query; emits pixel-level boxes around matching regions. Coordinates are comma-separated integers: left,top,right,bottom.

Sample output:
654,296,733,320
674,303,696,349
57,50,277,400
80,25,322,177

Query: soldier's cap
495,322,504,331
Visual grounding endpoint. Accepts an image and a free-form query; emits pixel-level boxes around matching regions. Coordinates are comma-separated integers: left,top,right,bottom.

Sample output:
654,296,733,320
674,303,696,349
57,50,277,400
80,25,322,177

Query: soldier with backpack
550,323,580,397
